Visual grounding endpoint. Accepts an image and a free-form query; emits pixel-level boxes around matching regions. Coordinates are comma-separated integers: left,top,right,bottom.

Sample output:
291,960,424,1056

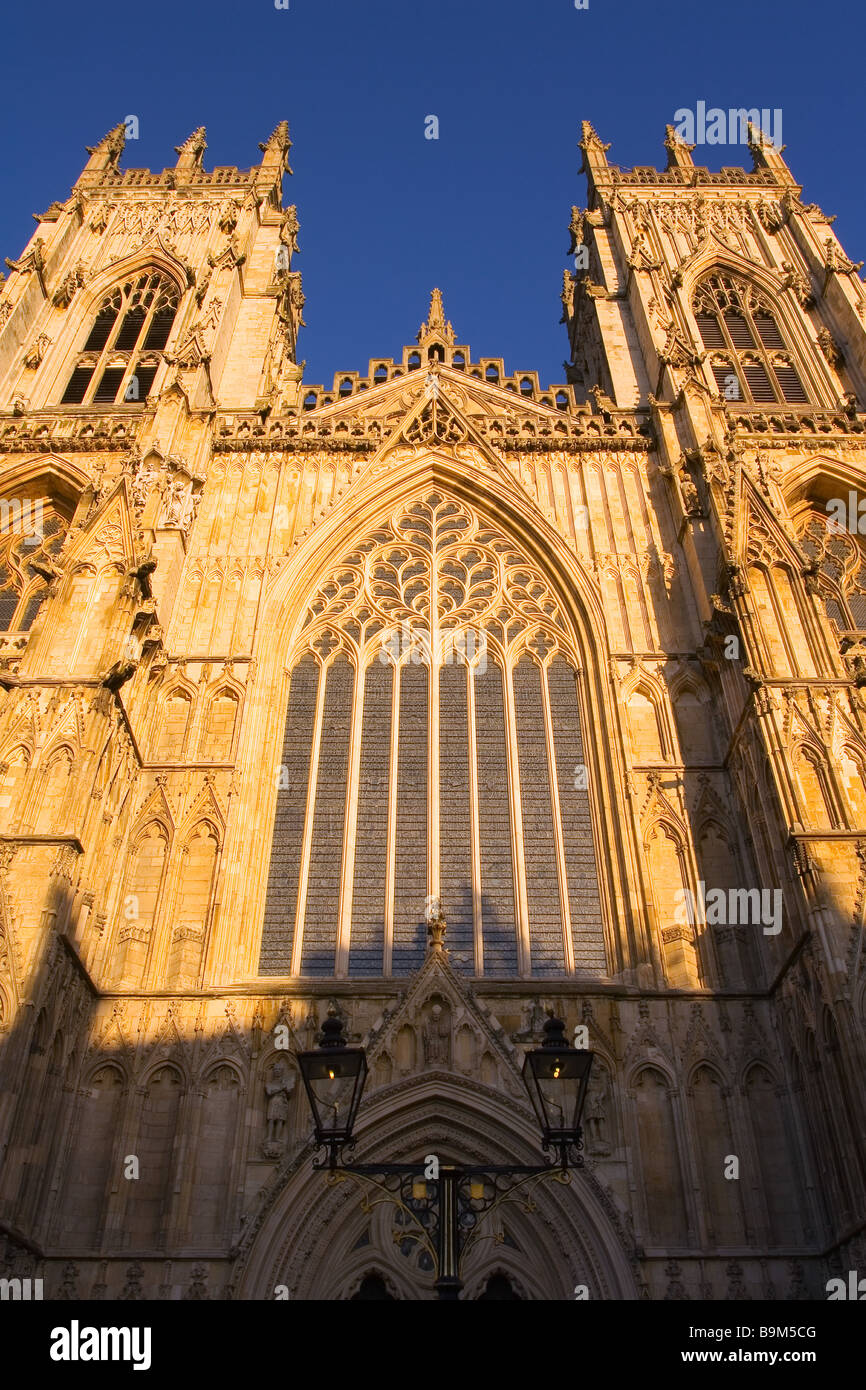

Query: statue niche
262,1055,296,1159
421,995,452,1069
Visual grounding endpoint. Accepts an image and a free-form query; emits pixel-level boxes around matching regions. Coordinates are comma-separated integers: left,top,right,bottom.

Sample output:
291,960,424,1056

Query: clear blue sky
1,0,863,392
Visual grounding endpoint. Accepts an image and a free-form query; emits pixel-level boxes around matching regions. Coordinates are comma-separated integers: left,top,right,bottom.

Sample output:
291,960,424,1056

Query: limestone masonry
0,118,864,1299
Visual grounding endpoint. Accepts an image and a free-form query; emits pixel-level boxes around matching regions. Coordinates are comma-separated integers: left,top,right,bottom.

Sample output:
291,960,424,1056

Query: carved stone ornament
52,264,87,308
23,334,51,369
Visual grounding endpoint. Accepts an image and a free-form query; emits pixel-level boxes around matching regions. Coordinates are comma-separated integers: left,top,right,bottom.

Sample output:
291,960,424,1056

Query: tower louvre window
693,272,813,408
59,271,179,407
711,364,740,397
61,366,96,405
93,367,126,403
695,314,725,348
754,312,785,349
774,363,809,403
742,362,776,402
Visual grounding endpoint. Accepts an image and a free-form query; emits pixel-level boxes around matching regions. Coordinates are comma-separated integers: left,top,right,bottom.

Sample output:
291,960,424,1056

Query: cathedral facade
0,118,864,1300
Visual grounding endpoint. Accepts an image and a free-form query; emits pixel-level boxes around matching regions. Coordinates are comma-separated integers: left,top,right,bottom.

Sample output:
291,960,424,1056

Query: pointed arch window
60,271,180,406
260,491,608,982
693,273,809,406
798,510,866,638
0,498,68,633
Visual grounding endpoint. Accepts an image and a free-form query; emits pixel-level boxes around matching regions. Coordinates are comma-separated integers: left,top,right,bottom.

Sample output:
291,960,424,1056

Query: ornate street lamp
296,1008,368,1165
522,1013,593,1166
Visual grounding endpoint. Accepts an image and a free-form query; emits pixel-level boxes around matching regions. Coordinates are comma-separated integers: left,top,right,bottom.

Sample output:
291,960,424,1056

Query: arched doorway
232,1075,638,1301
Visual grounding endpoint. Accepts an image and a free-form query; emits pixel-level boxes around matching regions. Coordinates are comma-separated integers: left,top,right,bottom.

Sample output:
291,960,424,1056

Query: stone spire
417,287,455,347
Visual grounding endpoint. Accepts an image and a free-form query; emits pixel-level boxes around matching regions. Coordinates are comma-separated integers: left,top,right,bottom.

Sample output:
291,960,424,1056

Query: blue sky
1,0,863,392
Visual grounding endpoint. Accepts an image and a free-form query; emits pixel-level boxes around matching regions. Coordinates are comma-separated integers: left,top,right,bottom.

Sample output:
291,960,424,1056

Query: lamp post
296,1008,593,1300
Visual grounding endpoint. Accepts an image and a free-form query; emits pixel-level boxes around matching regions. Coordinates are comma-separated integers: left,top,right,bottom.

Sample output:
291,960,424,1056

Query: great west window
259,492,607,979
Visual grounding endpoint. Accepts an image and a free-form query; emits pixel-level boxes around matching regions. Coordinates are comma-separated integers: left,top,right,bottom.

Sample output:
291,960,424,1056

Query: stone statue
584,1069,611,1155
422,1002,450,1066
162,478,189,527
264,1057,295,1156
521,999,547,1040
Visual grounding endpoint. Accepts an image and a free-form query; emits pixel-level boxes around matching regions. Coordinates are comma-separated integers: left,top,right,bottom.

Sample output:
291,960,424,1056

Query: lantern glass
297,1046,367,1146
522,1019,593,1144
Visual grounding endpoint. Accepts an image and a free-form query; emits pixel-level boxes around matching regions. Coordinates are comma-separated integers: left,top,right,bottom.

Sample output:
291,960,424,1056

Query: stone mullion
503,655,531,978
466,661,483,975
540,659,575,974
334,658,365,977
429,547,440,909
289,659,327,977
382,660,400,977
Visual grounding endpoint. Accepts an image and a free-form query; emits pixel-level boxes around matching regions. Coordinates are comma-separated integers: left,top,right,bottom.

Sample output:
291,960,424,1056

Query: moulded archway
208,448,645,984
231,1074,639,1301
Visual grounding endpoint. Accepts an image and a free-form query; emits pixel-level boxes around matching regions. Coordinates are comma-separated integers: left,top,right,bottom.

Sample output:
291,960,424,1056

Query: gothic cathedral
0,119,864,1300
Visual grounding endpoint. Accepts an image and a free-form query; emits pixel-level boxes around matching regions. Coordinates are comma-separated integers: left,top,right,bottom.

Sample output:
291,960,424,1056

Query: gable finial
417,287,455,346
424,895,448,955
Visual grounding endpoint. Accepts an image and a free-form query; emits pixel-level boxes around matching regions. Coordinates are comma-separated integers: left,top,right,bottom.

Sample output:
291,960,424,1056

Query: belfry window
60,272,179,406
693,273,809,406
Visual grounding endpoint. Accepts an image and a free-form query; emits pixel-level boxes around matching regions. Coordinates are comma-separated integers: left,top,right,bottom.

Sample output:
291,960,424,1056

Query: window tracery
692,272,809,406
60,271,179,406
798,511,866,636
0,500,67,632
262,491,607,980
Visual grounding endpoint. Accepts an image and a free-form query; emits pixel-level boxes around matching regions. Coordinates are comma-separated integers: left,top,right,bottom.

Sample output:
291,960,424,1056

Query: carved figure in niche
518,999,548,1040
678,462,702,517
584,1068,611,1155
263,1056,295,1155
162,478,187,526
422,1001,450,1066
130,456,163,519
